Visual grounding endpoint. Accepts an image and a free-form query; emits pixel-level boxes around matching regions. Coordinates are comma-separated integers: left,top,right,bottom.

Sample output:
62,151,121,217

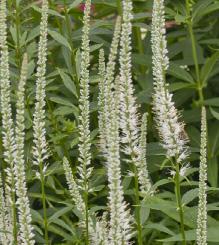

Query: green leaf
31,5,64,19
208,121,219,157
210,107,219,120
54,105,79,119
29,193,72,206
147,143,166,156
183,108,201,123
48,206,73,224
201,52,219,86
168,63,194,83
194,2,219,23
140,202,150,225
48,224,73,241
132,53,151,66
51,218,76,235
27,60,35,78
27,26,40,43
201,3,219,17
68,0,83,10
143,196,214,228
133,12,151,20
58,69,78,98
90,43,103,52
75,49,81,80
31,209,43,223
49,96,73,107
159,227,219,242
192,0,213,22
208,157,218,187
145,223,175,236
204,98,219,107
137,90,152,104
169,82,193,92
182,188,199,205
48,30,71,50
174,12,186,24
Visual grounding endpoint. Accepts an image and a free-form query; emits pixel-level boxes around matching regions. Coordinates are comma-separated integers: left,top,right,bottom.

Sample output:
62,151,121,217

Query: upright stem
82,164,89,245
14,0,21,68
134,26,145,74
185,0,204,104
11,175,18,245
40,164,49,245
174,163,186,245
117,0,122,16
84,188,89,245
130,148,143,245
133,167,143,245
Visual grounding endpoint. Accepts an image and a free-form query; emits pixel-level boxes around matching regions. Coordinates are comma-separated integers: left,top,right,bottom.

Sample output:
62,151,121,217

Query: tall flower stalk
0,174,12,244
119,0,152,243
151,0,189,163
32,0,49,243
77,1,92,243
138,113,152,194
196,107,207,245
151,0,189,244
14,54,35,245
0,0,17,243
98,16,121,153
91,213,109,245
107,78,132,245
63,157,108,244
98,49,106,152
63,157,86,219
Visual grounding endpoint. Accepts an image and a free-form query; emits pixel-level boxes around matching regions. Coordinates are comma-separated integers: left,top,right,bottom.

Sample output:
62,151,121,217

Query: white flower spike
98,17,121,153
77,0,92,192
197,107,207,245
32,0,49,242
63,157,85,216
0,0,17,242
151,0,189,164
0,174,13,245
98,48,106,152
33,0,49,167
137,113,153,194
14,54,35,245
119,0,152,194
107,78,132,245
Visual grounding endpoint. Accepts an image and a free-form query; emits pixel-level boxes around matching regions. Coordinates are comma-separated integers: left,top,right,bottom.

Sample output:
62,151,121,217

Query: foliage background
1,0,219,244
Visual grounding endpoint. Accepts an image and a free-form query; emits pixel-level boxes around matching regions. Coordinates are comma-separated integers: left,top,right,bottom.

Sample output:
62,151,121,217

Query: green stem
130,147,143,244
117,0,122,16
84,189,89,245
133,166,143,245
14,0,21,68
174,163,186,245
185,0,204,104
123,79,143,243
40,164,49,245
134,27,145,74
11,174,18,245
81,161,89,244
